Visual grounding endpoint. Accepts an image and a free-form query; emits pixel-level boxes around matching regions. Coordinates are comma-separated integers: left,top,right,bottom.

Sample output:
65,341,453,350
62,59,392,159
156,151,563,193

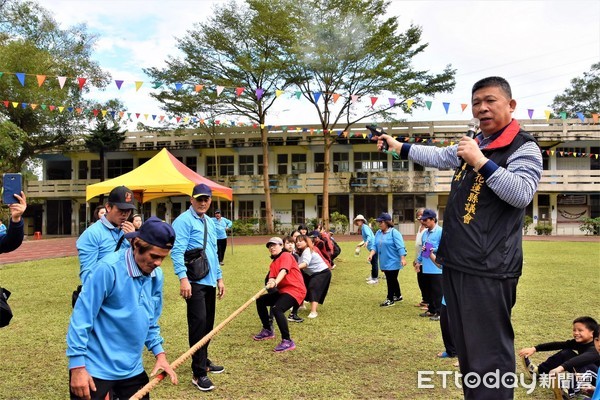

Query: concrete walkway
0,234,597,265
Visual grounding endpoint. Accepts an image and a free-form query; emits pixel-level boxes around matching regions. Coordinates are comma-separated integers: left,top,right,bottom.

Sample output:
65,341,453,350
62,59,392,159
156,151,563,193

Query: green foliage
534,223,553,235
0,0,110,171
0,240,597,399
330,211,349,234
84,114,127,181
579,216,600,235
231,218,258,236
550,62,600,117
368,216,378,233
523,215,533,235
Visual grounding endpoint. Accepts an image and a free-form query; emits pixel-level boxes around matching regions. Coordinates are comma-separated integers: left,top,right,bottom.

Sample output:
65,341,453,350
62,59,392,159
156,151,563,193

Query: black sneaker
380,299,395,307
206,359,225,374
287,313,304,323
192,375,215,391
393,296,403,302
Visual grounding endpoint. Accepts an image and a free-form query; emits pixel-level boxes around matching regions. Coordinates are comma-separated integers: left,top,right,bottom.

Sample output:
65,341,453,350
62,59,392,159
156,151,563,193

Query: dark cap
419,209,437,220
214,209,221,214
309,230,320,238
192,183,212,198
125,216,175,249
265,237,283,248
375,212,392,222
108,186,136,210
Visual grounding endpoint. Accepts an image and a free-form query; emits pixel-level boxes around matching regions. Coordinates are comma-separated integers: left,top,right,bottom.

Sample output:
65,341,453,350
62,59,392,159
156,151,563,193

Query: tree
84,114,127,183
550,62,600,117
145,0,300,234
0,0,110,172
287,0,456,230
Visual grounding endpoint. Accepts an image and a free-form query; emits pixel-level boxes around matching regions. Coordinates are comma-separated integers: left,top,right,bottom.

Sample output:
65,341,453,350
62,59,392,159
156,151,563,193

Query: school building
24,118,600,237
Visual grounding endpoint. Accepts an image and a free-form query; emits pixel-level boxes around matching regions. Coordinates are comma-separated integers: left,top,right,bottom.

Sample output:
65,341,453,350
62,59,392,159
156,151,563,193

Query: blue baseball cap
125,216,175,249
375,212,392,222
192,183,212,198
419,209,437,220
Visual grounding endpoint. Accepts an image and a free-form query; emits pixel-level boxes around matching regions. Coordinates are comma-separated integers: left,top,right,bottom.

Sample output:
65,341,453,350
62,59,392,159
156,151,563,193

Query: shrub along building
25,118,600,237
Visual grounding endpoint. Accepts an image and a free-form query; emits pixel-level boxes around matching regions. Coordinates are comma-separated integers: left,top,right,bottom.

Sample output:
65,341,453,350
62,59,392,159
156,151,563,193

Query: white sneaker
308,311,318,319
366,278,379,284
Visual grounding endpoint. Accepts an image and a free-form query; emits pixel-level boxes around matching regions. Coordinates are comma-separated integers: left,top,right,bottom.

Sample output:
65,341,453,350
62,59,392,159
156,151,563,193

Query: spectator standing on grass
368,212,407,307
253,237,306,353
211,210,232,266
354,214,378,285
376,76,543,399
413,207,428,309
171,184,225,392
66,217,178,400
416,209,443,321
0,191,26,254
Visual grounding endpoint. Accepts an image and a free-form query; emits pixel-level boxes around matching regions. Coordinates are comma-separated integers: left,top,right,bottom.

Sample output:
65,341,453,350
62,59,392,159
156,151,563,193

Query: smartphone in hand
2,173,22,205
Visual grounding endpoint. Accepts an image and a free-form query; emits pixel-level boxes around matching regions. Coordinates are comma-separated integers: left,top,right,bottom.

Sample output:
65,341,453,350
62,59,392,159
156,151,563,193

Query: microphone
459,118,480,167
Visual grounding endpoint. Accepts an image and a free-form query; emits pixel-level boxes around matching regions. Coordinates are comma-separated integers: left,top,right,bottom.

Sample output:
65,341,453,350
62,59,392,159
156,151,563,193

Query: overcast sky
38,0,600,128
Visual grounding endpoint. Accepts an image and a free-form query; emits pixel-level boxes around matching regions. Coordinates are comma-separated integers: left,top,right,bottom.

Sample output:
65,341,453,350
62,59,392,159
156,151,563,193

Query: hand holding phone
2,173,22,205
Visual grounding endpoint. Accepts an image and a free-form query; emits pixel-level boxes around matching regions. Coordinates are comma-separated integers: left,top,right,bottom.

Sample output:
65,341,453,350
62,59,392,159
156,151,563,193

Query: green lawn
0,240,598,399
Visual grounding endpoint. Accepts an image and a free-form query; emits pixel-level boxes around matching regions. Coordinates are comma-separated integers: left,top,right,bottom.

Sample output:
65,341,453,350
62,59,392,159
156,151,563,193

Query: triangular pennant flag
255,88,264,100
235,87,245,97
31,104,38,110
76,108,83,114
351,95,359,103
77,77,87,90
442,102,450,114
57,76,67,89
544,110,551,121
191,84,201,92
115,80,124,90
593,114,599,124
152,115,157,120
3,100,8,108
576,112,585,122
216,86,224,96
175,83,183,91
362,133,367,139
152,82,163,89
15,72,25,86
0,72,3,79
20,103,27,109
425,101,432,110
144,114,149,120
93,109,100,117
12,102,19,108
119,111,124,118
333,93,341,103
41,104,47,110
176,117,181,123
101,110,108,117
388,98,396,107
135,81,144,91
406,99,414,109
275,89,284,98
559,111,567,120
528,109,534,119
295,91,301,99
550,150,554,156
313,92,322,103
370,97,378,107
36,75,46,87
48,105,55,111
110,111,116,118
159,115,165,122
461,103,468,112
58,106,64,113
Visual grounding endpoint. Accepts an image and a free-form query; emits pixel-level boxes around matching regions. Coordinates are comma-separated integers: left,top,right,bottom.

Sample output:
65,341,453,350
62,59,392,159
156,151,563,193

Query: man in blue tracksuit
66,217,178,400
416,209,443,320
211,209,232,266
171,183,226,392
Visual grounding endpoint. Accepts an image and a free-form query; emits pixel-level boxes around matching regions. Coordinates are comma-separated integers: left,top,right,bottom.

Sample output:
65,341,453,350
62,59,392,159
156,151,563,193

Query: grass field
0,240,598,399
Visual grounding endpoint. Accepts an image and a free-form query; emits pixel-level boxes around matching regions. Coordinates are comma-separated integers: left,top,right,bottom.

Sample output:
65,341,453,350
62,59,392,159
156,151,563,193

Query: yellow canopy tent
85,148,233,203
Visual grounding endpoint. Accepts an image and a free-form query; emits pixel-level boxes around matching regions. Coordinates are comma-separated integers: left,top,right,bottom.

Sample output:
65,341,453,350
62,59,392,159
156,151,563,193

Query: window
90,160,101,179
392,159,409,172
315,153,325,173
292,200,305,225
238,200,254,220
333,152,349,172
46,160,72,180
107,159,133,178
138,158,150,167
78,160,87,179
257,155,264,175
354,152,387,172
206,156,234,177
239,155,254,175
291,154,306,174
185,156,197,172
392,194,426,222
277,154,288,174
538,194,551,221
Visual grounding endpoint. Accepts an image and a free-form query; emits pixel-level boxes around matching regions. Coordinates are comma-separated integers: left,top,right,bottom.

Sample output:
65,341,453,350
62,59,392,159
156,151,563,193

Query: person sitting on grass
253,237,306,353
518,316,599,397
580,328,600,399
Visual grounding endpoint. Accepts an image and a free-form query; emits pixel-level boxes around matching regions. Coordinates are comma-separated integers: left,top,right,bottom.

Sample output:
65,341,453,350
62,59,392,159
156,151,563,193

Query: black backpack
331,238,341,261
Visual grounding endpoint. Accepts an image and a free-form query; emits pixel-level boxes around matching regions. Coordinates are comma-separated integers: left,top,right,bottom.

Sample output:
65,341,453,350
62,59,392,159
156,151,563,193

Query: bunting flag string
1,70,599,124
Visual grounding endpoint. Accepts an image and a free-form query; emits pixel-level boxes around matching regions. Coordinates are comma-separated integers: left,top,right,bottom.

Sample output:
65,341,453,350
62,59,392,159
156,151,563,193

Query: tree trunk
260,126,274,234
322,133,332,232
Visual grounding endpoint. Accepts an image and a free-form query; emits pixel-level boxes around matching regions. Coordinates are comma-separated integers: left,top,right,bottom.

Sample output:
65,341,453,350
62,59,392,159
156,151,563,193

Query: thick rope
129,287,267,400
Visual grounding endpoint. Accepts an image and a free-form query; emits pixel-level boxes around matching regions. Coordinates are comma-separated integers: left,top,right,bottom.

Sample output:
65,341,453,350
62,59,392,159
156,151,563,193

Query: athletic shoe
521,355,538,380
429,314,440,321
366,278,379,284
307,311,318,319
253,328,275,341
419,311,435,317
192,376,215,392
380,299,395,307
287,313,304,323
551,377,571,400
219,262,224,266
393,296,403,302
206,359,224,374
274,339,296,352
